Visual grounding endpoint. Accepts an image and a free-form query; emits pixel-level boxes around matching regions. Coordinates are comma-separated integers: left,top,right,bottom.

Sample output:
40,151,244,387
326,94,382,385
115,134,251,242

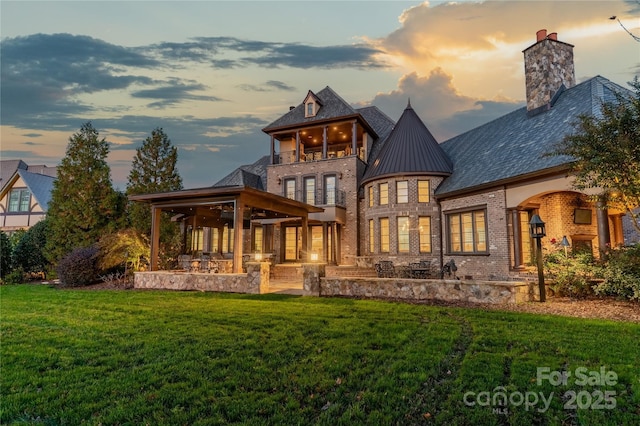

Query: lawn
1,285,638,425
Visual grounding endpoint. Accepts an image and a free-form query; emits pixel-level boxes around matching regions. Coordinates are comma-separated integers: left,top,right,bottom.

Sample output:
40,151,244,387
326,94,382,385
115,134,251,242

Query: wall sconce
254,253,263,261
277,178,282,185
338,173,343,180
310,252,319,262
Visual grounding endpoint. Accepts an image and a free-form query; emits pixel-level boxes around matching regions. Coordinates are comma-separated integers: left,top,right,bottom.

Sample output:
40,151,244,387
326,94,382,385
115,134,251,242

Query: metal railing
284,188,346,207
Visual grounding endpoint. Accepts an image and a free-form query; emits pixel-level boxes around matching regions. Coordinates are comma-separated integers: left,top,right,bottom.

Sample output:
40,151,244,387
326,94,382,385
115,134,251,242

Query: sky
1,0,639,190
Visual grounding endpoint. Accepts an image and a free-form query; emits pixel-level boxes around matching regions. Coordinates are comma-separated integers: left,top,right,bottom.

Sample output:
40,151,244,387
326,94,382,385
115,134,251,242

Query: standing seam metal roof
362,103,453,185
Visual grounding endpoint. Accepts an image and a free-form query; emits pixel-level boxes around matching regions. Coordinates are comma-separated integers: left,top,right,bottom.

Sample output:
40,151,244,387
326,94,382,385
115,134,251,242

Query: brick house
134,30,638,279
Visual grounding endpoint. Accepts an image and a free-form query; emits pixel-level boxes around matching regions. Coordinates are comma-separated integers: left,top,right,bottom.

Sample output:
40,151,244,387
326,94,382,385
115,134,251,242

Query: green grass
1,285,638,425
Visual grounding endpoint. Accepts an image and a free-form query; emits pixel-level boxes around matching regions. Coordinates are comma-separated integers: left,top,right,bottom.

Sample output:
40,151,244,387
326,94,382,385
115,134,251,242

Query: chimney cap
536,29,547,42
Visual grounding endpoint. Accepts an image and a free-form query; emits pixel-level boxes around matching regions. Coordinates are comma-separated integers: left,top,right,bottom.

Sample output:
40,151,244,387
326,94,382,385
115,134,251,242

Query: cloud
130,80,225,108
237,80,296,92
366,69,522,141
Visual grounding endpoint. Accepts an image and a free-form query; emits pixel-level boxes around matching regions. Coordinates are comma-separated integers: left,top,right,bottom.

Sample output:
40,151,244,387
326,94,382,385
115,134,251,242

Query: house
133,30,638,281
0,160,57,235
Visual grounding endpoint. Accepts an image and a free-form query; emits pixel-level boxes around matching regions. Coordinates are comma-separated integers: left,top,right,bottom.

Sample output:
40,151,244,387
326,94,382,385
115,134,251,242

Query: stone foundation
320,277,537,304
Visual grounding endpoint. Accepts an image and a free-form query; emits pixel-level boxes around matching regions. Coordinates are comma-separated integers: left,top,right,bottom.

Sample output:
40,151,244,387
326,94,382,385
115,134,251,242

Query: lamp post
529,214,546,302
560,236,570,256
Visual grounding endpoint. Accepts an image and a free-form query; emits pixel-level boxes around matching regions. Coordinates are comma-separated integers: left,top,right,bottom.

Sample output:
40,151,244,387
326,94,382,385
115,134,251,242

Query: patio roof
129,185,323,271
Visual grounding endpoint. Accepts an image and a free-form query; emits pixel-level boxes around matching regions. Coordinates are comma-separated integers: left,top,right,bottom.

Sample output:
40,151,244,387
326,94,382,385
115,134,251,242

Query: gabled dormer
303,90,323,118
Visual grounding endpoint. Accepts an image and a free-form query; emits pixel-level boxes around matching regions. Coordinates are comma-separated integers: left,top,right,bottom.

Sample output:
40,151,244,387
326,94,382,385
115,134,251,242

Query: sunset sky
1,1,639,189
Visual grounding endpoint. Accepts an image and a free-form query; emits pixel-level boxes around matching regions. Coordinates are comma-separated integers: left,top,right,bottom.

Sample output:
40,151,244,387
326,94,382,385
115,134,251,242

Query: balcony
277,148,365,164
285,188,347,208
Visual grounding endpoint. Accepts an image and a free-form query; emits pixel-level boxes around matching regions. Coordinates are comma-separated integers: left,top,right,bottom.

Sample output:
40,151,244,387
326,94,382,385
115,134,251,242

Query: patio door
284,226,301,261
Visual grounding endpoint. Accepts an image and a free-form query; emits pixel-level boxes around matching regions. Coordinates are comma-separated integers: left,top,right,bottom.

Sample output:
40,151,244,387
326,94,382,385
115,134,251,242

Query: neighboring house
0,160,57,234
133,30,638,279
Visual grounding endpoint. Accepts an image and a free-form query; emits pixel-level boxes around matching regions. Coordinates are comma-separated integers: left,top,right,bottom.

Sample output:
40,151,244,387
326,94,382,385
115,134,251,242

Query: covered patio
129,185,323,273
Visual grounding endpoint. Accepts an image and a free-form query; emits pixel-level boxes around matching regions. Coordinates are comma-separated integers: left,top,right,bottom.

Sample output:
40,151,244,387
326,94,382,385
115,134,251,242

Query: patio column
322,126,328,159
351,121,357,156
301,215,308,262
322,222,329,262
233,200,245,273
295,131,301,162
150,206,161,271
596,196,611,257
512,209,523,269
270,134,275,165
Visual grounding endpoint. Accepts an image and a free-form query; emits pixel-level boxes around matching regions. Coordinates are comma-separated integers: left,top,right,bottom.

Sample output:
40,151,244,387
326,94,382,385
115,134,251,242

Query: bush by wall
593,244,640,301
57,246,99,287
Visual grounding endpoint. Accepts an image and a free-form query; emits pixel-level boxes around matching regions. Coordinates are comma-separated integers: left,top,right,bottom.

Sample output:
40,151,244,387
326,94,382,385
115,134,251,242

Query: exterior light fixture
254,252,263,261
529,214,546,302
310,252,319,262
560,236,570,256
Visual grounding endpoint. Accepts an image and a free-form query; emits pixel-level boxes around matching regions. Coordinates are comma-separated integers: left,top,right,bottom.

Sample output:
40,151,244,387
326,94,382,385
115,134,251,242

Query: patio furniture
375,260,395,278
410,260,436,279
199,254,211,273
178,254,192,271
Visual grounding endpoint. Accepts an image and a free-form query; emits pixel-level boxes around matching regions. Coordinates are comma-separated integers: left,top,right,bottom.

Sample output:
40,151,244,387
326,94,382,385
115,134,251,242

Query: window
369,219,374,253
304,177,315,204
396,181,408,203
397,217,409,252
379,183,388,205
310,226,323,257
380,218,389,252
211,228,219,253
306,103,314,116
419,217,432,253
285,227,299,260
324,175,336,205
418,180,430,203
448,209,487,253
222,224,234,253
368,186,374,207
284,178,296,200
8,189,30,212
253,226,263,252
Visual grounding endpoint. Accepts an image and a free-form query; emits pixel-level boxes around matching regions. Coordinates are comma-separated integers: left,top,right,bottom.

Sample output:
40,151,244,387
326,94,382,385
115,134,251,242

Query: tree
13,219,51,278
552,77,640,233
126,128,183,267
46,122,123,262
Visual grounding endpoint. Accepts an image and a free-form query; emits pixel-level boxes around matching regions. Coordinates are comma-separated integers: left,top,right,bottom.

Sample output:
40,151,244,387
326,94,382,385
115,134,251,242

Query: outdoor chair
375,260,395,278
199,254,211,273
178,255,192,271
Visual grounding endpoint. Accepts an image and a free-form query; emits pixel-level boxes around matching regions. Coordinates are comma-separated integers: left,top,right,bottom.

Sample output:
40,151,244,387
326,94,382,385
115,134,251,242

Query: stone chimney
523,29,575,113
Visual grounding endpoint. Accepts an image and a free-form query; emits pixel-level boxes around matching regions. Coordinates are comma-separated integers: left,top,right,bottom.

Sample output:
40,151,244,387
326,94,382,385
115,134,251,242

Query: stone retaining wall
134,262,269,294
320,277,537,304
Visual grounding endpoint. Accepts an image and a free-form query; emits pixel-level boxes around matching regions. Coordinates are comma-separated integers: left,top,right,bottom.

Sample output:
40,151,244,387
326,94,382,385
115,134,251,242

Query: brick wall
360,176,445,266
439,188,510,280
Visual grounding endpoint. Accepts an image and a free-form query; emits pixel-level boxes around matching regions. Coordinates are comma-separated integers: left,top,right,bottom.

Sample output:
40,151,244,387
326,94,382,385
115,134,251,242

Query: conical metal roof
362,102,452,185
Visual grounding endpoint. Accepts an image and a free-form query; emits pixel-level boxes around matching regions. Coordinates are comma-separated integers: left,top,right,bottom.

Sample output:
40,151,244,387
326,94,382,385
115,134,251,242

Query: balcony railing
284,188,347,208
277,148,365,164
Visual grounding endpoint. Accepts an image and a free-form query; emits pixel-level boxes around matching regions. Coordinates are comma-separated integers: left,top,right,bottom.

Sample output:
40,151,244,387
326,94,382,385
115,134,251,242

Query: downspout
437,197,444,274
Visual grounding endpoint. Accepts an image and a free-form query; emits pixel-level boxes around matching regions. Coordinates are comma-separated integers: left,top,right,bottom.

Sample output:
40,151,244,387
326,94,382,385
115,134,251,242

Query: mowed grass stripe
1,285,639,425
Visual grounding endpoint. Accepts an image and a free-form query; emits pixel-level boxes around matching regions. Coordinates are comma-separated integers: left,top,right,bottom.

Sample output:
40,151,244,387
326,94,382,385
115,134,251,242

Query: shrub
56,246,99,287
2,268,25,285
544,250,600,299
0,231,11,278
97,229,149,273
593,244,640,301
12,220,50,279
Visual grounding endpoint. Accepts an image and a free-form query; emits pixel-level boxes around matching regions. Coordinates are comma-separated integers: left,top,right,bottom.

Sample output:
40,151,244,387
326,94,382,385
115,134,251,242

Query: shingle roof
262,86,360,131
362,102,453,185
16,169,56,210
435,76,629,197
213,155,270,190
356,105,395,162
1,160,27,192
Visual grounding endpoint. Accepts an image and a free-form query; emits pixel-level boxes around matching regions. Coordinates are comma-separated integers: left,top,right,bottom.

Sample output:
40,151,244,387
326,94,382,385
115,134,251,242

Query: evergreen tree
126,128,183,267
127,127,183,233
46,122,122,262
